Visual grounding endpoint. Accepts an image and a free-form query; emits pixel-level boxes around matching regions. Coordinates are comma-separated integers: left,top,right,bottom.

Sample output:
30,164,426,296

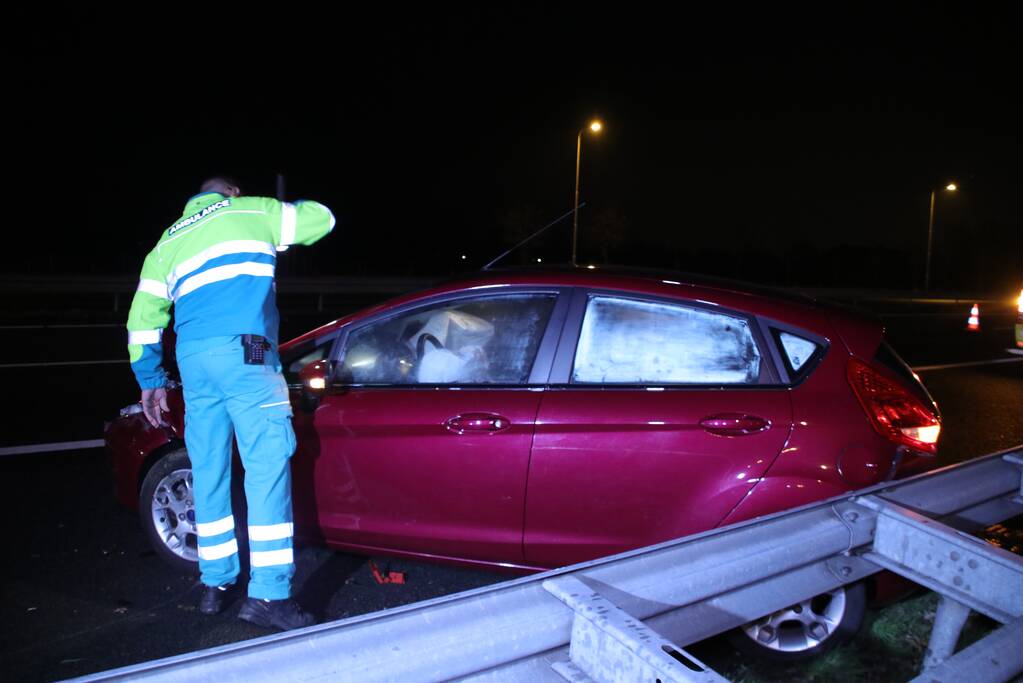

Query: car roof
283,265,874,348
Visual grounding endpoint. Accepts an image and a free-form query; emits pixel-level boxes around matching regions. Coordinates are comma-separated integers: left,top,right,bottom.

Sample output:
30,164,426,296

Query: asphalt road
1,301,1021,682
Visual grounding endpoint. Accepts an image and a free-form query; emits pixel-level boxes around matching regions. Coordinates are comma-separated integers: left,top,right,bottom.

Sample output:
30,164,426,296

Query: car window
778,332,818,372
282,339,332,384
768,327,825,383
572,296,762,384
339,294,557,385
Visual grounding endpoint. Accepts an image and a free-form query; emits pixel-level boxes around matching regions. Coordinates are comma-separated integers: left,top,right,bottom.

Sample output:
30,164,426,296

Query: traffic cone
966,303,980,332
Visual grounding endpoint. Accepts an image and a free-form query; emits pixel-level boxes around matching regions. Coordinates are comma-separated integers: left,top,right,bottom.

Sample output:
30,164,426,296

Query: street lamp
572,119,603,266
924,182,958,290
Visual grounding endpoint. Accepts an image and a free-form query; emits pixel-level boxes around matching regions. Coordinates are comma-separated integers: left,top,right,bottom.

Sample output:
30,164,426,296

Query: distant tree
588,207,629,264
497,203,542,247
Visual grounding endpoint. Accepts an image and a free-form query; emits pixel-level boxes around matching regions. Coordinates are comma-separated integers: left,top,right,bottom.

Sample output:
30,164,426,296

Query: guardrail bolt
839,566,853,577
844,511,859,523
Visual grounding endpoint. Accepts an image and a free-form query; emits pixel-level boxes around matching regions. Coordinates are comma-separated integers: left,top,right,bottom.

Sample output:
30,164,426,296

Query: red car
106,268,940,659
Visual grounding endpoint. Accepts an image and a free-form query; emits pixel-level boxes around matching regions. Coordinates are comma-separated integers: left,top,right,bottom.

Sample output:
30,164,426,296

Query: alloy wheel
740,588,847,652
149,468,198,562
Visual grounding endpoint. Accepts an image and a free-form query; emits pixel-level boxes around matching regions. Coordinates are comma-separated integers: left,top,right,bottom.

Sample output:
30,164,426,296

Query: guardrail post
543,575,727,682
923,595,971,670
1005,453,1023,504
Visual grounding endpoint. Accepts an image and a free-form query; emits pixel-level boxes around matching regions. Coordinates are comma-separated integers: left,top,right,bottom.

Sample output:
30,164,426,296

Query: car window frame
326,286,573,389
548,288,784,388
282,331,342,389
756,316,831,387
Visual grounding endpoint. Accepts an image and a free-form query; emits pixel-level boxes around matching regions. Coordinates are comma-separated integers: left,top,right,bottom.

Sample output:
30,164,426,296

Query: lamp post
572,119,603,267
924,182,957,291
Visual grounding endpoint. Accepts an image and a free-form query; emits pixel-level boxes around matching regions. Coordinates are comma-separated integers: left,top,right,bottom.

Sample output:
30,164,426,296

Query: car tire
727,581,867,662
140,447,200,574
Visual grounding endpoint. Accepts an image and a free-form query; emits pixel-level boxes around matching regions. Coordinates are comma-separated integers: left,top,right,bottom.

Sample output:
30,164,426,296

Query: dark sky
9,5,1022,291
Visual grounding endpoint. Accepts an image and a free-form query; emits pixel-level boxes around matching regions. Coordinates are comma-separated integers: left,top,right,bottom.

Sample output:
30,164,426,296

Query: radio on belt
241,334,271,365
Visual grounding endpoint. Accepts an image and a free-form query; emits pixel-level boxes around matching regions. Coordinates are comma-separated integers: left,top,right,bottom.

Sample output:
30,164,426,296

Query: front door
293,291,562,566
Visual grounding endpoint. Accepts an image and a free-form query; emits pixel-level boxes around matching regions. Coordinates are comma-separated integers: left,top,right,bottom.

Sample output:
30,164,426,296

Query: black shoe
238,597,316,631
199,583,236,615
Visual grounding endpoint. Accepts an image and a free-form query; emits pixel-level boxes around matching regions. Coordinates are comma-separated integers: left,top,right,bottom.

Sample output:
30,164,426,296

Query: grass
692,591,999,682
686,517,1022,682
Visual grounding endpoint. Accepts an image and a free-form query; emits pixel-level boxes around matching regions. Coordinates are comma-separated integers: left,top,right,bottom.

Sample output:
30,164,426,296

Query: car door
291,289,567,566
525,290,792,568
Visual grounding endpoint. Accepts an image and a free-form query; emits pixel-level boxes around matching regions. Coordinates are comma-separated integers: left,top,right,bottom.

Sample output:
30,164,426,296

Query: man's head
200,177,241,197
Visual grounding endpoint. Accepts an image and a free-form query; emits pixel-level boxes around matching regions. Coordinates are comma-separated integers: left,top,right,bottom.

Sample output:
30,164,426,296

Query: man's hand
141,387,170,428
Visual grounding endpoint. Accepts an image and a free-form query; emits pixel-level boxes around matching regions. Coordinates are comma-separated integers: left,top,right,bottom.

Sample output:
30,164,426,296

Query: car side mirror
298,359,334,413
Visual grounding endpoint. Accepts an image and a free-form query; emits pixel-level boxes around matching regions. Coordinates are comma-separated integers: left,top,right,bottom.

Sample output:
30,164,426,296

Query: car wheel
727,582,866,661
139,447,199,574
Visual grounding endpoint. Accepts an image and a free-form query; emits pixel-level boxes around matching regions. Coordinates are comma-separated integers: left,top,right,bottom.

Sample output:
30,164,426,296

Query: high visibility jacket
126,192,335,389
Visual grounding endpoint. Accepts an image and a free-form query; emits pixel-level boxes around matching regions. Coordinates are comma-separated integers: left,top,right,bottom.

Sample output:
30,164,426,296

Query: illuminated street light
573,118,603,267
924,182,958,290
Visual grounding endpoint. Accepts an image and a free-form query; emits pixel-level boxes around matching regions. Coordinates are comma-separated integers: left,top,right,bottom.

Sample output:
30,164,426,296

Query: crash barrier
0,274,435,314
71,445,1023,683
0,274,1011,315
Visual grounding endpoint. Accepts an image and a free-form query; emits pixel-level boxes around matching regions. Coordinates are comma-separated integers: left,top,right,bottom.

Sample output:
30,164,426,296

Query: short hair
200,176,242,196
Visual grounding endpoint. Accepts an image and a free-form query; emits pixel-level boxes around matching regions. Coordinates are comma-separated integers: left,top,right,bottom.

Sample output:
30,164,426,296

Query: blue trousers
177,335,297,600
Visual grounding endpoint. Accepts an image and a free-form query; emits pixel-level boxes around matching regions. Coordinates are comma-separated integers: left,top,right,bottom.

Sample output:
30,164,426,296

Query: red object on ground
368,560,406,585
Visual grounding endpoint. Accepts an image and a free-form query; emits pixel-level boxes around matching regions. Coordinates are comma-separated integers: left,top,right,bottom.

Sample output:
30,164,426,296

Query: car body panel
525,387,793,566
106,389,185,510
107,268,940,573
290,386,542,564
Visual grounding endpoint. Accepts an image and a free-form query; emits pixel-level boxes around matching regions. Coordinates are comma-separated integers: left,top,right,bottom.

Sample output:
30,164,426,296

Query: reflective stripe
249,522,293,542
250,548,294,567
259,400,291,409
168,240,275,292
137,278,170,300
196,515,235,537
128,329,162,345
198,538,239,561
157,210,268,249
175,262,275,299
280,202,297,246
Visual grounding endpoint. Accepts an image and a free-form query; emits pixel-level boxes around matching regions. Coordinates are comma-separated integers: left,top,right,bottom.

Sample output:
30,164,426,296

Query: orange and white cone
966,303,980,332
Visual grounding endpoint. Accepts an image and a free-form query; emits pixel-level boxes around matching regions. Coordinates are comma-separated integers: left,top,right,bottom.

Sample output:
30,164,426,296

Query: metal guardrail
0,275,435,313
0,274,1010,309
69,445,1023,683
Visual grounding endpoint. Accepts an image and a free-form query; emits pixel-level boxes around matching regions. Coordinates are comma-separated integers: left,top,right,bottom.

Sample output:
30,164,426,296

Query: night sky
10,5,1022,292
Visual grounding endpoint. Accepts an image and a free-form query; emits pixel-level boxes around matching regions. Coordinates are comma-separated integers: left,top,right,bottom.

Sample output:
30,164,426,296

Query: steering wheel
416,333,444,361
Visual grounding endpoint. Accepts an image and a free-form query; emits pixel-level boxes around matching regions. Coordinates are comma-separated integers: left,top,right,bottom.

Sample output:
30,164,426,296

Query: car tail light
846,358,941,455
1017,289,1022,319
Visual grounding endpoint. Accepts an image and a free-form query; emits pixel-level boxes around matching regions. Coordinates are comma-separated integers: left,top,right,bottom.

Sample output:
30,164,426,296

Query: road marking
0,439,104,457
913,357,1023,372
0,359,127,369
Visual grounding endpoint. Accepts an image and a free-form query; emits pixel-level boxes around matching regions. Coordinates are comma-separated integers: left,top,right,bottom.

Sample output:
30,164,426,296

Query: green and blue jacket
126,192,335,389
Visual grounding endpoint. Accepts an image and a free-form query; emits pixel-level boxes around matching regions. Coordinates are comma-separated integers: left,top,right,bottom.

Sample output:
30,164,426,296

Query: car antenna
482,203,585,271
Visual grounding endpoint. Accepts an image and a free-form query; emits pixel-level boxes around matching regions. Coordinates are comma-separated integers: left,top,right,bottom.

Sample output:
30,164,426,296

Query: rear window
874,341,934,406
770,328,824,382
572,296,763,384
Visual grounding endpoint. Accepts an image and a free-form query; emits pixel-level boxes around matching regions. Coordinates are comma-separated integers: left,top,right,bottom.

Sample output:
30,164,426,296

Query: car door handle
699,413,770,436
445,413,511,434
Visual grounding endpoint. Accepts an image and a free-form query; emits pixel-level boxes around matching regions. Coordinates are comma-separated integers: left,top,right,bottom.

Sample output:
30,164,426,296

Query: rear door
292,289,568,566
525,290,792,567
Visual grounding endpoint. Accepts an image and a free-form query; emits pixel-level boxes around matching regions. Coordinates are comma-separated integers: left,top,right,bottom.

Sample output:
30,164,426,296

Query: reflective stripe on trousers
177,335,297,600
